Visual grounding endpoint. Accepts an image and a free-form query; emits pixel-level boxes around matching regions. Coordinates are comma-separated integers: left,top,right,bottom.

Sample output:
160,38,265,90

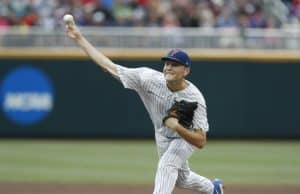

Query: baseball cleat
212,178,224,194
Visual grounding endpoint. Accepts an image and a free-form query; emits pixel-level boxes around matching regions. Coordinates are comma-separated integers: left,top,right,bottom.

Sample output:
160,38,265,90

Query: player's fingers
66,24,75,33
66,24,72,30
66,19,75,26
66,28,70,34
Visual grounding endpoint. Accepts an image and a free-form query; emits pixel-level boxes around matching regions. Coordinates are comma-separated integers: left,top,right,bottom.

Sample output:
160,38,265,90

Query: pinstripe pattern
116,65,214,194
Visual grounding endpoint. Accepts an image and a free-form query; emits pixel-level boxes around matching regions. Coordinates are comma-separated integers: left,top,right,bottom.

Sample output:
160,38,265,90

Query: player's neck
167,80,188,92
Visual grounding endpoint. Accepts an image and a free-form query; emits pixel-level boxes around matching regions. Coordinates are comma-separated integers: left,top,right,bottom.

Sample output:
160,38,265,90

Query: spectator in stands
0,0,296,29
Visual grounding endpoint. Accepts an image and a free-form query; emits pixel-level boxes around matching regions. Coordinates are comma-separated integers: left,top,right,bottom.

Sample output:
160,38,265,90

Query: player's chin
164,74,175,81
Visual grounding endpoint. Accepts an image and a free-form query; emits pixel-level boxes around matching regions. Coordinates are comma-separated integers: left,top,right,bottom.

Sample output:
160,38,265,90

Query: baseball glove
163,100,198,129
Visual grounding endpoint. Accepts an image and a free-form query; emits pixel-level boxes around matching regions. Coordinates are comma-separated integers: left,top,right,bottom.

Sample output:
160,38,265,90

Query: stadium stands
0,0,298,29
0,0,299,49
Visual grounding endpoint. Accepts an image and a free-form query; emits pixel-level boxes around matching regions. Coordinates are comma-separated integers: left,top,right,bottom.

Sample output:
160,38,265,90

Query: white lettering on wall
3,92,53,111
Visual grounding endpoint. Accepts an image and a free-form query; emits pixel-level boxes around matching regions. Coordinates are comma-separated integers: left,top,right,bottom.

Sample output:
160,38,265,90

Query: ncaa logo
0,66,54,126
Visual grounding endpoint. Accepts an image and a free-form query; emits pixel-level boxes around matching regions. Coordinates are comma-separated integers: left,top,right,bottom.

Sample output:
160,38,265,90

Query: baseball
63,14,74,23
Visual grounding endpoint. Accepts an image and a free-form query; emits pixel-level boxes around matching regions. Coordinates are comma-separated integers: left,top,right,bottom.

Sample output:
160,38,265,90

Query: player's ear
184,67,190,77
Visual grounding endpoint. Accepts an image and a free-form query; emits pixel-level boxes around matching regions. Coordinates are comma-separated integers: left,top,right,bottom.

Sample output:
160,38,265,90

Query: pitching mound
0,183,299,194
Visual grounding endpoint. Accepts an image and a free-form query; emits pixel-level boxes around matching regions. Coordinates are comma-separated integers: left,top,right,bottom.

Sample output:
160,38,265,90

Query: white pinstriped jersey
116,65,209,139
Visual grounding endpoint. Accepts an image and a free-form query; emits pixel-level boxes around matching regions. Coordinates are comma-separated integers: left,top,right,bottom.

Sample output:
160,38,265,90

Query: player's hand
65,18,82,41
163,100,198,129
164,117,180,130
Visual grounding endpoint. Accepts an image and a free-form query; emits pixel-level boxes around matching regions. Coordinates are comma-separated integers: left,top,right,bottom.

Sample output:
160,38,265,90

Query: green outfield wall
0,50,299,139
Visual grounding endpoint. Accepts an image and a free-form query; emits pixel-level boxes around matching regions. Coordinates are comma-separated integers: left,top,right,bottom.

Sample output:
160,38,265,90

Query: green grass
0,140,299,185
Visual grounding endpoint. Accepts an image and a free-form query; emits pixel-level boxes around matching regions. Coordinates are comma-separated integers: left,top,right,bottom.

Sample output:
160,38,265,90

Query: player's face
163,61,189,82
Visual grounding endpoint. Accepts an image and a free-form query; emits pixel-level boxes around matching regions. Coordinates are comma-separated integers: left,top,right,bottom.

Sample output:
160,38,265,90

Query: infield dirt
0,183,299,194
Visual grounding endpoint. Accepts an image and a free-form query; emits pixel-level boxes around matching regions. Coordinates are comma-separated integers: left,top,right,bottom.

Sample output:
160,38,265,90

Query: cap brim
161,57,187,66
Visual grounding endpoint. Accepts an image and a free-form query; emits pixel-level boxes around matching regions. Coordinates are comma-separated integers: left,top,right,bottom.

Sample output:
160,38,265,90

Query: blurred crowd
0,0,298,30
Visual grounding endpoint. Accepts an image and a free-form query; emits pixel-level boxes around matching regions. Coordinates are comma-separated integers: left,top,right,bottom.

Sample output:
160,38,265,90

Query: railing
0,26,300,49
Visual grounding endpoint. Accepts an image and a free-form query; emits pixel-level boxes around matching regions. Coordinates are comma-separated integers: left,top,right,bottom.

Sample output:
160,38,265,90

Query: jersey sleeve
116,65,148,91
193,104,209,132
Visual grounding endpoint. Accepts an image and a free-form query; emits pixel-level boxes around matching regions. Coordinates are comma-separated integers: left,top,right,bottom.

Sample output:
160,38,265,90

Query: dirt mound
0,183,299,194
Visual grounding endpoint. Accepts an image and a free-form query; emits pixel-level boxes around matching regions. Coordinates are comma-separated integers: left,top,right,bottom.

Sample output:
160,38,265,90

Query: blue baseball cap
161,49,191,67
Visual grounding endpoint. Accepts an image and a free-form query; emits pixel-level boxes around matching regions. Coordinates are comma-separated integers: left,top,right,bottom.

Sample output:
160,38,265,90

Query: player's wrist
164,117,179,129
74,33,84,43
174,123,186,132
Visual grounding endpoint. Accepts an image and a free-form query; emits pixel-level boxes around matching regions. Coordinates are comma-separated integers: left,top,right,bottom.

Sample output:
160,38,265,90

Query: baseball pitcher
65,16,224,194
